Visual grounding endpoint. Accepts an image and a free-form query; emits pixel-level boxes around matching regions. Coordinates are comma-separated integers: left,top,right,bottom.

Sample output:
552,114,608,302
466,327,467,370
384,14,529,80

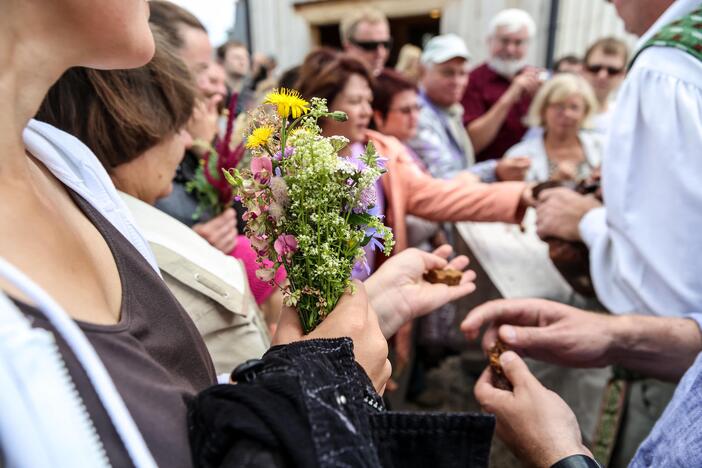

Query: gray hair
488,9,536,38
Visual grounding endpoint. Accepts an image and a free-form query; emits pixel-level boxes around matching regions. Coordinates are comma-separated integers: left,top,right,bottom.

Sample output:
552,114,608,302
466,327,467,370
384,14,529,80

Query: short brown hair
372,69,417,118
216,40,247,62
149,0,206,50
36,28,195,171
339,7,389,43
584,37,629,66
295,51,374,107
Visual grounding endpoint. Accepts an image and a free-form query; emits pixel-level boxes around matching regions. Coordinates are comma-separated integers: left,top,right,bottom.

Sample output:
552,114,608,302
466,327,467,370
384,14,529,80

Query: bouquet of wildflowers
186,94,245,220
223,88,394,333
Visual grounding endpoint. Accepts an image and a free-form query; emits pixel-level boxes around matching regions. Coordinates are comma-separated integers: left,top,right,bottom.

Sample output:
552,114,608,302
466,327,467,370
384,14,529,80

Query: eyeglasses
388,104,422,115
350,38,393,51
585,64,624,76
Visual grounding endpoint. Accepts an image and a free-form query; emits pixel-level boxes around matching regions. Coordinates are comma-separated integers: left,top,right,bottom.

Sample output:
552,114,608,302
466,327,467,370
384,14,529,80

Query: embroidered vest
630,4,702,68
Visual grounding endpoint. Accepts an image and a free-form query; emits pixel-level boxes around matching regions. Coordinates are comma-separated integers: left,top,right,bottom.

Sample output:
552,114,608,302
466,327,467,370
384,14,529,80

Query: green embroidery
630,4,702,67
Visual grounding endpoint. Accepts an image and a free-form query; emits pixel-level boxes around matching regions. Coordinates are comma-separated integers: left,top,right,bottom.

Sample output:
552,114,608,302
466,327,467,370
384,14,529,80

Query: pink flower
251,156,273,184
274,234,298,260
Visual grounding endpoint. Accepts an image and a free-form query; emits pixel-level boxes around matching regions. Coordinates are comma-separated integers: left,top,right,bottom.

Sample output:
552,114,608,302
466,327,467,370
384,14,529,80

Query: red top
461,63,533,162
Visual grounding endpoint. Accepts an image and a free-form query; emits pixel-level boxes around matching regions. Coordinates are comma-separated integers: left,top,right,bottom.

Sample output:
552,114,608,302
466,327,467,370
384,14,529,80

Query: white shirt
579,0,702,316
505,131,603,182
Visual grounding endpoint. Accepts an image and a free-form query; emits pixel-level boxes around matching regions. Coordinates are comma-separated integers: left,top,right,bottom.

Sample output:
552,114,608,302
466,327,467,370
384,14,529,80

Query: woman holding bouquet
0,1,493,465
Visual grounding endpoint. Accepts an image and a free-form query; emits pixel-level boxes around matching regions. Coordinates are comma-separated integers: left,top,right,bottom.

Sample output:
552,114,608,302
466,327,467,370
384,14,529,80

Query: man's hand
461,298,616,369
504,68,542,103
474,351,591,467
273,281,392,394
496,157,531,181
365,245,476,339
193,208,238,254
536,188,601,241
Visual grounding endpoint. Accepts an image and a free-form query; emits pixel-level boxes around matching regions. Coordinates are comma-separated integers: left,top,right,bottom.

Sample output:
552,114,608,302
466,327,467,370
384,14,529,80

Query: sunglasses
350,38,393,51
586,64,624,76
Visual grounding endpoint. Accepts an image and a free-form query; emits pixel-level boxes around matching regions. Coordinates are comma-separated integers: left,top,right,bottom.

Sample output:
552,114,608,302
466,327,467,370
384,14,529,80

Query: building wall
554,0,637,60
248,0,638,73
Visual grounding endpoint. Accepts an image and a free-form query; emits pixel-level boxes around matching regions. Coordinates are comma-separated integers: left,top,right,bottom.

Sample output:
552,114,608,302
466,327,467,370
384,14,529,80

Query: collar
418,88,464,119
636,0,702,50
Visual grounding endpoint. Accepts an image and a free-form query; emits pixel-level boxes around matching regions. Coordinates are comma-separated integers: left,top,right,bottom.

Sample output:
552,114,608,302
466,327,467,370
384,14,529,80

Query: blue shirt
629,313,702,467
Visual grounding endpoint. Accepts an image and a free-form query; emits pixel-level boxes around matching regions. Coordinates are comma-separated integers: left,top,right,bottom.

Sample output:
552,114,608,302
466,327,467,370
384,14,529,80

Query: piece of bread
423,268,462,286
488,340,513,391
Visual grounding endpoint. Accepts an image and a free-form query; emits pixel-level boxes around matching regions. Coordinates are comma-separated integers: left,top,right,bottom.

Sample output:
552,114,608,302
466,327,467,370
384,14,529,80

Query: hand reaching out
365,245,476,339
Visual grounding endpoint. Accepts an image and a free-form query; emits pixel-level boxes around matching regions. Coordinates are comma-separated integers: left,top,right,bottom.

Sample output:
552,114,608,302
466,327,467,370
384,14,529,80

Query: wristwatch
551,454,602,468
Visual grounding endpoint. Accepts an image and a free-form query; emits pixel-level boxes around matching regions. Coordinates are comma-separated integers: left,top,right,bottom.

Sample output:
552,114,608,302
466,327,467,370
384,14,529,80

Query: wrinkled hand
273,281,392,394
536,188,601,241
365,245,476,339
187,97,220,146
461,298,616,369
474,351,591,467
193,208,238,254
496,157,531,181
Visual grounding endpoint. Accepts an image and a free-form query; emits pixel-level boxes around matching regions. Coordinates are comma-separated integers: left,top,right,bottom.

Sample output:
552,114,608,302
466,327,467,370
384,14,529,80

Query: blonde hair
339,7,389,43
394,44,422,82
525,74,599,128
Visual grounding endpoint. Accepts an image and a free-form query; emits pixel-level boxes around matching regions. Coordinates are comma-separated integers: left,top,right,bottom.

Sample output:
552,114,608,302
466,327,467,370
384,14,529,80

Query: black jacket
189,338,494,467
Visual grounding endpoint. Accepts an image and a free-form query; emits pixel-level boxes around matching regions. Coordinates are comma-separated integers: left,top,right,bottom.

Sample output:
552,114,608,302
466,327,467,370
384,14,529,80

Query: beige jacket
120,193,270,375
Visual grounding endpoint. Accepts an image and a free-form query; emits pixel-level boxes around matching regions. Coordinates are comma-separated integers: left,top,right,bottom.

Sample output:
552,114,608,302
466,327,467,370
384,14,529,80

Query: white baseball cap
421,34,472,65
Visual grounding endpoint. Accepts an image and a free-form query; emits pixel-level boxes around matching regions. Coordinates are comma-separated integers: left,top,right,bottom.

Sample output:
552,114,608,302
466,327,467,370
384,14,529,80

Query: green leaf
348,213,373,226
222,168,242,187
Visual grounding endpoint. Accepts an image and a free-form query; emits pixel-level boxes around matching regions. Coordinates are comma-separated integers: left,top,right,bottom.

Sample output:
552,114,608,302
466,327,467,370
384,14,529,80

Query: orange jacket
367,130,526,253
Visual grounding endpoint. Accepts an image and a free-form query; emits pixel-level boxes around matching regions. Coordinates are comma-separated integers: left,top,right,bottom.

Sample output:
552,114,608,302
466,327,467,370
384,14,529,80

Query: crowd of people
1,0,702,467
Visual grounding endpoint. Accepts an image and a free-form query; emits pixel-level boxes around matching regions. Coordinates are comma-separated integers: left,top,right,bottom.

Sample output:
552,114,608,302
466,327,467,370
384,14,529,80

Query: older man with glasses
461,9,545,165
340,7,392,76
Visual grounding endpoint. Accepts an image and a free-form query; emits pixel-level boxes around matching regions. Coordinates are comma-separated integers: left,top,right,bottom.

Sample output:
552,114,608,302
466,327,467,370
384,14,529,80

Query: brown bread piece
423,268,462,286
488,340,513,391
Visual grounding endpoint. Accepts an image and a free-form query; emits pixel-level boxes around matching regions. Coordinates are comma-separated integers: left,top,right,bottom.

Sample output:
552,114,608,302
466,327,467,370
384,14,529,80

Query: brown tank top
13,189,217,467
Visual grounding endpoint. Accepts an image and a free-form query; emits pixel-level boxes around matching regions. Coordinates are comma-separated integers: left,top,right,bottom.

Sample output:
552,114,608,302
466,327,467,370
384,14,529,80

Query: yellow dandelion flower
246,126,274,149
264,88,310,119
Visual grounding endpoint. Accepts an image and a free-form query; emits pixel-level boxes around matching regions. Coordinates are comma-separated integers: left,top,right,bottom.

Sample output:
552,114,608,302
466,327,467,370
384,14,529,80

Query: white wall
554,0,637,60
246,0,638,73
248,0,312,71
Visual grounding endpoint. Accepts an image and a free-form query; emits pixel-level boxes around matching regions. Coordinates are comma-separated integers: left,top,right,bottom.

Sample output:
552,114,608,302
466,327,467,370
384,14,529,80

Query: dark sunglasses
586,64,624,76
350,38,393,51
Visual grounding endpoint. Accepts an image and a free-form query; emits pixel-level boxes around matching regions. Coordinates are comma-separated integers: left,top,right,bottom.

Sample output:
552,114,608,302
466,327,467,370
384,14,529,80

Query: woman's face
56,0,155,69
113,128,192,205
179,26,217,99
147,128,193,203
323,73,373,144
373,89,420,142
543,94,587,137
